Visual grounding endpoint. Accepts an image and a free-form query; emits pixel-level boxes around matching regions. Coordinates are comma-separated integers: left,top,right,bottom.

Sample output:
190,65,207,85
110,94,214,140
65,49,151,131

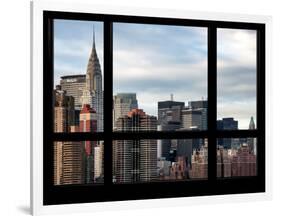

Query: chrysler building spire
85,25,102,92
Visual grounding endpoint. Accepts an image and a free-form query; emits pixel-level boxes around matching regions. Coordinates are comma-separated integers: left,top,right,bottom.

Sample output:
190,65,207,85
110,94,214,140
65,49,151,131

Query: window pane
54,141,104,185
113,23,208,131
113,139,208,183
53,20,104,132
217,29,257,130
217,138,257,178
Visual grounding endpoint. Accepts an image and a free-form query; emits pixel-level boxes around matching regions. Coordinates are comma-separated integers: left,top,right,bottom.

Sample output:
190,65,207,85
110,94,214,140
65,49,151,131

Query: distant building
114,109,157,183
60,75,86,111
79,104,97,155
53,90,84,185
189,144,208,179
188,100,207,130
54,89,75,132
79,104,97,183
158,100,185,124
157,100,184,159
157,122,181,159
232,144,256,177
181,109,202,130
54,141,85,185
217,144,256,178
217,147,231,178
157,158,171,179
169,156,189,180
217,117,238,149
113,93,138,129
157,99,207,159
217,117,238,130
94,142,104,182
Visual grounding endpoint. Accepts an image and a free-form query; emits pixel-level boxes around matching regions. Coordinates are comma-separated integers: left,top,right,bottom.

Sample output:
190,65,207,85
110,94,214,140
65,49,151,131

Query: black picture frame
43,10,265,205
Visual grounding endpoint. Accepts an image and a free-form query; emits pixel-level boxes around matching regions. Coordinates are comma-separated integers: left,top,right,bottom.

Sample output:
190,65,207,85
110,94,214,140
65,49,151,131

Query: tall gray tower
81,26,104,132
249,116,255,130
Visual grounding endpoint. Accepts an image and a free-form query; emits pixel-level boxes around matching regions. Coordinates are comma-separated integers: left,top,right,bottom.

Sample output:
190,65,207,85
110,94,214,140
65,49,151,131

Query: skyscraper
79,104,98,183
188,100,208,130
59,75,86,111
79,104,97,155
217,117,238,130
114,109,157,183
157,100,184,159
94,142,104,182
54,89,75,132
158,100,185,125
249,116,255,129
81,26,103,132
217,117,238,149
181,109,202,130
113,93,138,129
54,141,85,185
53,89,84,185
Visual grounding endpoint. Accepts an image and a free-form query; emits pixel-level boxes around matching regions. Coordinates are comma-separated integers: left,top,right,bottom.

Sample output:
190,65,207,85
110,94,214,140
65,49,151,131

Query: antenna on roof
171,93,174,101
92,25,95,48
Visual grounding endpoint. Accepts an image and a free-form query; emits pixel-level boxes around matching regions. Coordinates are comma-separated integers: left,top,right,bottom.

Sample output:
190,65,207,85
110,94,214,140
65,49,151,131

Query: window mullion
103,20,113,185
207,25,217,181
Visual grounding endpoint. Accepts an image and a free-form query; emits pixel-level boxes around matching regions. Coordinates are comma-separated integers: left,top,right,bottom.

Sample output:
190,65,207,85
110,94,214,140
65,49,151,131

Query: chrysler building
81,26,103,132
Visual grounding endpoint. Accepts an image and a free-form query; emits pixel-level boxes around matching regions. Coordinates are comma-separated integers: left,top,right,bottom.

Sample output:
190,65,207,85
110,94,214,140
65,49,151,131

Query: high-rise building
157,122,181,159
181,109,202,130
249,116,255,129
114,109,157,183
54,89,75,132
158,100,185,125
54,141,85,185
113,93,138,129
217,117,238,130
176,136,200,167
188,100,208,130
53,90,84,185
59,75,86,111
217,117,238,149
79,104,97,155
81,27,103,132
158,100,184,159
94,142,104,182
79,104,98,183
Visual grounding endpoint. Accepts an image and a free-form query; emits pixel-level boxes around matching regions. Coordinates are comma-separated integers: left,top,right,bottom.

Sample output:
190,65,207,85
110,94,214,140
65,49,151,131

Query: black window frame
43,11,265,205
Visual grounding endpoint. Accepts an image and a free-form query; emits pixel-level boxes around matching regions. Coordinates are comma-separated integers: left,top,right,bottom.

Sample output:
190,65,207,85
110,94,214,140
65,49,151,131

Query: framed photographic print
31,1,271,215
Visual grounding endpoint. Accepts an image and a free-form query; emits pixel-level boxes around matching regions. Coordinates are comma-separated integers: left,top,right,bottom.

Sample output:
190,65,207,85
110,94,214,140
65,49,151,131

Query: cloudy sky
54,20,256,129
217,28,256,129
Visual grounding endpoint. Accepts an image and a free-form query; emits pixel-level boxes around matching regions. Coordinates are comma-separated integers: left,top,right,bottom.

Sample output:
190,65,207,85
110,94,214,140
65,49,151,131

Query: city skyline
113,23,208,119
52,20,257,185
54,20,256,129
